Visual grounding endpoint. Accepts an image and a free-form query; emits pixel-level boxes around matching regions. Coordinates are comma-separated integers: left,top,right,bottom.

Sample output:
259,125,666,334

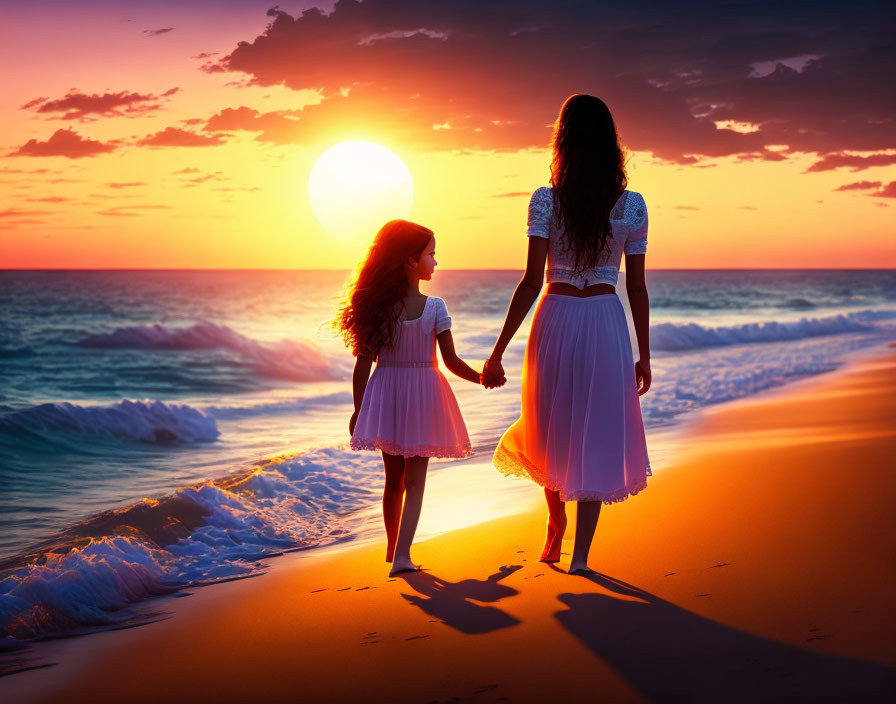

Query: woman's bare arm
437,330,482,384
489,237,548,363
624,253,652,394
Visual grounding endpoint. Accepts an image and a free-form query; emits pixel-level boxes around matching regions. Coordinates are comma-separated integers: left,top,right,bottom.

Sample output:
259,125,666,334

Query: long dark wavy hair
331,220,434,357
550,94,628,273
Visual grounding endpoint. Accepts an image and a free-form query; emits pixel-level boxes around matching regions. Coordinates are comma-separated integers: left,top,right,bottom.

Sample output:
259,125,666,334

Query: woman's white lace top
527,186,648,288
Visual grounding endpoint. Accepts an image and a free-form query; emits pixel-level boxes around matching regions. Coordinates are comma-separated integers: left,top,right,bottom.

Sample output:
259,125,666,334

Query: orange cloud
8,129,116,158
834,180,882,191
874,182,896,198
23,88,179,121
137,127,226,148
806,153,896,173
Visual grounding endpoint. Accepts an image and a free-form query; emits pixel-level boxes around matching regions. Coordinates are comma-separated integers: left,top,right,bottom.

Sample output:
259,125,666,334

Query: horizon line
2,267,896,273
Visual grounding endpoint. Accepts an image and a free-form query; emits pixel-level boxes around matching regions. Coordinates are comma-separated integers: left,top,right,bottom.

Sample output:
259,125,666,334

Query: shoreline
4,342,895,701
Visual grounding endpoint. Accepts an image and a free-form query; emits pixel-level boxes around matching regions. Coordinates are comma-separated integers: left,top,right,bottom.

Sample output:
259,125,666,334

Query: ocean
1,268,895,646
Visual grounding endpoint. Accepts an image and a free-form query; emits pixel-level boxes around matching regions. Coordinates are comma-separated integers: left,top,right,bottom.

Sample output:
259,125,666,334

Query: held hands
635,359,652,396
481,356,506,389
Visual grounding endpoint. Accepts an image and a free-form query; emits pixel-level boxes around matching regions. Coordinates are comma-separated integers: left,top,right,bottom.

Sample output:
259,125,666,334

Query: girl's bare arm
437,330,482,384
350,353,374,433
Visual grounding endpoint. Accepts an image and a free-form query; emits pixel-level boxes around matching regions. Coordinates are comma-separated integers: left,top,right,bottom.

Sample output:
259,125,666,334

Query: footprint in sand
311,588,327,593
336,587,352,592
695,593,711,597
355,586,373,591
664,572,676,576
405,634,429,641
711,562,730,568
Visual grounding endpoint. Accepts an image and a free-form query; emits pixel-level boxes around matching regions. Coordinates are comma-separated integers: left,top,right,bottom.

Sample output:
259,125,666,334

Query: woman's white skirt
493,293,651,503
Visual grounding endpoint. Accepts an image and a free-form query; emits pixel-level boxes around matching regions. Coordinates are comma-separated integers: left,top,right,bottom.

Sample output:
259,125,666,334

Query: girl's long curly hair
331,220,434,357
550,94,628,274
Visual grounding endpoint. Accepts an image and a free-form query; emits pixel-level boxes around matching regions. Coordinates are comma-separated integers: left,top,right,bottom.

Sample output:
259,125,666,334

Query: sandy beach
5,346,896,703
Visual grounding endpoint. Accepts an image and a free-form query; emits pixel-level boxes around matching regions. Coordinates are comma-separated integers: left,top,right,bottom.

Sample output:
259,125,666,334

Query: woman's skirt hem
493,443,649,504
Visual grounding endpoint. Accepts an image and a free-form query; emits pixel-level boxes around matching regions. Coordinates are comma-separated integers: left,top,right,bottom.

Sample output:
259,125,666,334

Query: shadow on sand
397,564,522,634
555,572,895,702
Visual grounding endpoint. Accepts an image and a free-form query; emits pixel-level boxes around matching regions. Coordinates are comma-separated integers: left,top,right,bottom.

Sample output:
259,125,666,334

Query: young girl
333,219,485,576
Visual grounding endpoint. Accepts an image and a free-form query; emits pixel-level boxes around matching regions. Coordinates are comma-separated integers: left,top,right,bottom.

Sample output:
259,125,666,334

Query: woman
483,94,652,575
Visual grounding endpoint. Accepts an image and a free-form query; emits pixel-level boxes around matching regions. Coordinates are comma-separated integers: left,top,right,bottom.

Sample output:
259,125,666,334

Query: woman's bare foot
389,556,421,576
540,515,567,563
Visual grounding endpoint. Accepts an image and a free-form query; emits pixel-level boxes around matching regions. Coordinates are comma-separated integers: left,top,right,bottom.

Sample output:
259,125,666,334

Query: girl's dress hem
351,436,472,459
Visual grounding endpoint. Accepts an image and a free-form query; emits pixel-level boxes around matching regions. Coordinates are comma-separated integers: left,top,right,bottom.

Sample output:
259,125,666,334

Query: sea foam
0,446,381,646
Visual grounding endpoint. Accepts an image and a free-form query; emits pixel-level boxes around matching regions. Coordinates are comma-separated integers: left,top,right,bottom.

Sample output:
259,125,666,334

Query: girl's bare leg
389,455,429,575
568,500,602,574
540,488,567,563
382,451,405,563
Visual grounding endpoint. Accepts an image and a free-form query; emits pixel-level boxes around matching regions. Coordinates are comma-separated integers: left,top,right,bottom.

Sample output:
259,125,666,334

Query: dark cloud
143,28,174,37
202,0,894,161
806,152,896,173
137,127,227,147
874,182,896,198
834,180,882,191
21,97,48,110
8,129,116,158
22,88,179,121
106,182,146,189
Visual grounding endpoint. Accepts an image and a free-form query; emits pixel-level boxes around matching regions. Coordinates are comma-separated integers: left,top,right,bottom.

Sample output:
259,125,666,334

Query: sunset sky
1,0,893,270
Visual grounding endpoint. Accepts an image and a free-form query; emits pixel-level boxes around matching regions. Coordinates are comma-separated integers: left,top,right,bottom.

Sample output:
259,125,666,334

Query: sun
308,141,414,242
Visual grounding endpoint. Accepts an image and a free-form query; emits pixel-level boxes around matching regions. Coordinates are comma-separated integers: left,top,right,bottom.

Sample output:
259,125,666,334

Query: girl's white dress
493,187,652,503
351,296,472,459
